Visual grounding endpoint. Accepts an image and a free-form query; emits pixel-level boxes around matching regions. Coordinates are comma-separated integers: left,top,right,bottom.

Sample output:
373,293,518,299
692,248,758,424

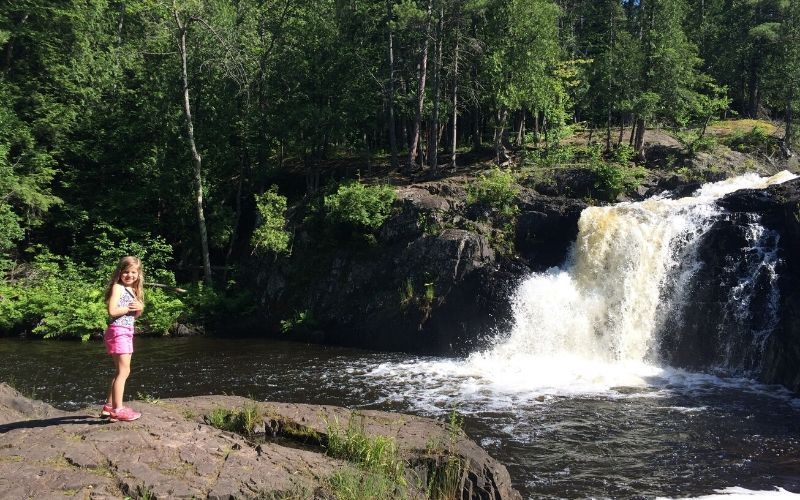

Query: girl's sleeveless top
110,286,136,327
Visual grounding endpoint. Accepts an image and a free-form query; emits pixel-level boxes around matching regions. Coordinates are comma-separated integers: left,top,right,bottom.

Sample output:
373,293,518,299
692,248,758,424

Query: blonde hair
104,256,144,304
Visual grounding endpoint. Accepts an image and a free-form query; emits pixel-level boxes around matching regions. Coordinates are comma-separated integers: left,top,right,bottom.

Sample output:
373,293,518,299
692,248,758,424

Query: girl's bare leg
107,354,132,408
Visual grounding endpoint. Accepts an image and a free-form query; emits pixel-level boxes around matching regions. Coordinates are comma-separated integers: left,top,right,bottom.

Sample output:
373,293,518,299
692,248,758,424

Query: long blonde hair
104,256,144,304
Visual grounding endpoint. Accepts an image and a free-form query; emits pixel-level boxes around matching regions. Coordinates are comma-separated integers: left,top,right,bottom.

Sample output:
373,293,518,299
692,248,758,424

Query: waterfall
466,171,797,386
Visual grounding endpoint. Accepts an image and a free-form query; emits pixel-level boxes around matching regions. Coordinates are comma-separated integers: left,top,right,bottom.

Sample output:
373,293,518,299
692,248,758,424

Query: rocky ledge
0,383,520,499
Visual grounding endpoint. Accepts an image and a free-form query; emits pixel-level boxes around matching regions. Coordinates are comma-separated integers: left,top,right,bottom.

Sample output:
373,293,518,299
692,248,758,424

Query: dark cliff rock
731,179,800,392
516,191,586,271
250,184,519,355
659,178,800,390
0,383,521,499
243,180,585,355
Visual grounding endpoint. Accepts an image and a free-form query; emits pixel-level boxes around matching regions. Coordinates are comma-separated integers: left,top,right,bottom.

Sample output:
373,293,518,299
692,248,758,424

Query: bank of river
1,336,799,498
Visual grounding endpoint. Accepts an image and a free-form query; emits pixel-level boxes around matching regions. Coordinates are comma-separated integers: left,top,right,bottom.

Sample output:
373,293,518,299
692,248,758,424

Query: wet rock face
515,192,586,271
659,178,800,390
0,384,522,500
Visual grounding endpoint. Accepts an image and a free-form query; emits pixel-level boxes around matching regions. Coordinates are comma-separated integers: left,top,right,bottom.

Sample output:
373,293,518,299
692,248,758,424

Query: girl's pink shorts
104,324,134,355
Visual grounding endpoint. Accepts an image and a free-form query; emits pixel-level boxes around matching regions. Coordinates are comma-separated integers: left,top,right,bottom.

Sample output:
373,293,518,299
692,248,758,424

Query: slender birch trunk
386,0,399,170
405,0,433,175
430,1,444,175
450,33,459,168
175,9,213,287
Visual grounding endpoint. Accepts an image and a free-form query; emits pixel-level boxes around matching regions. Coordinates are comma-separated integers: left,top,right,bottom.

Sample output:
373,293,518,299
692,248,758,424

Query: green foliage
0,252,106,341
328,466,403,500
466,168,520,217
611,145,635,164
724,126,778,155
279,310,316,334
138,288,184,335
136,392,161,404
0,239,190,339
593,162,647,201
252,186,291,255
423,281,435,305
325,414,405,484
324,182,396,234
205,403,262,437
399,278,415,309
425,408,467,500
674,129,719,154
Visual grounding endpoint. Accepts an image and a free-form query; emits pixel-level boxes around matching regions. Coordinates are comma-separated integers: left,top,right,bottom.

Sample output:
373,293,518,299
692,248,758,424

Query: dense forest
1,0,799,339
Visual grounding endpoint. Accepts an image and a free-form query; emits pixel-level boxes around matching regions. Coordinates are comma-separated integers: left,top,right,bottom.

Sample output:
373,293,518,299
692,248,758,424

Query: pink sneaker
109,407,141,422
100,404,113,417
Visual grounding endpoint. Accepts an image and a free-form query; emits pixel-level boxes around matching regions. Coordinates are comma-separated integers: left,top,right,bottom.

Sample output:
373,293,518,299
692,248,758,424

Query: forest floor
268,118,797,200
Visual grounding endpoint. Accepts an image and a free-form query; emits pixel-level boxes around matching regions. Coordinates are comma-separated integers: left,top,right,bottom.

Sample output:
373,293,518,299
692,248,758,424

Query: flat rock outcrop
0,383,521,499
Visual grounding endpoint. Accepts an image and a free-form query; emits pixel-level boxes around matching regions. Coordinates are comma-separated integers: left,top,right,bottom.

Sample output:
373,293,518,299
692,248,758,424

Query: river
1,336,799,499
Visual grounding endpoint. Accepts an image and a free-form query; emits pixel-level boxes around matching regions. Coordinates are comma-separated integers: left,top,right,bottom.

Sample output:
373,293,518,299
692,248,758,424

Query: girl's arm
107,284,129,317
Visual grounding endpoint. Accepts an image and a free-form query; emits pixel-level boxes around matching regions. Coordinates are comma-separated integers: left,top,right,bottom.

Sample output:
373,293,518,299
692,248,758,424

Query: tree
482,0,562,163
629,0,705,155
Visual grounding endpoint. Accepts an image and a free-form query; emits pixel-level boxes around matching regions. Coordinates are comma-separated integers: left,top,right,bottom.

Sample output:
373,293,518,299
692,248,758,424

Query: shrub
724,126,777,155
611,144,635,164
324,181,396,234
279,309,316,334
674,130,718,155
594,162,626,198
2,252,107,341
466,168,520,217
138,288,184,335
593,161,647,200
0,246,190,340
252,186,291,255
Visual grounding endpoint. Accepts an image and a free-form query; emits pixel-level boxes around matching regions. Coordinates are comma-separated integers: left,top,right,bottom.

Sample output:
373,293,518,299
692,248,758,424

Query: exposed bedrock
658,178,800,390
0,383,521,499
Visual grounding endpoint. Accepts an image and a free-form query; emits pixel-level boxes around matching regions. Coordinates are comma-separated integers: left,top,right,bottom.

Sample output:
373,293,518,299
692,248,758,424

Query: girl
101,256,145,422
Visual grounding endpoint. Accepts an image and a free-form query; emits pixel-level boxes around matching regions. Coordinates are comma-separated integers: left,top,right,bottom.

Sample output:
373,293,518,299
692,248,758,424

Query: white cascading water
468,171,797,388
369,171,797,408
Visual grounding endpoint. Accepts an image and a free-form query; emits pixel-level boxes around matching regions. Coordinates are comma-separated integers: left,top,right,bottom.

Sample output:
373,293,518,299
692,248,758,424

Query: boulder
0,384,521,499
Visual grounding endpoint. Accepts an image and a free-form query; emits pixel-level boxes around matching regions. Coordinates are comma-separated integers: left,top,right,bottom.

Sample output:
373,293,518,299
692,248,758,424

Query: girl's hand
128,300,144,312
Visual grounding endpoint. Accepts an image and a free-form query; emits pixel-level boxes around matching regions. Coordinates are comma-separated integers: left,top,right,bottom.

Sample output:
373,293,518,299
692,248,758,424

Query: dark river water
1,336,799,499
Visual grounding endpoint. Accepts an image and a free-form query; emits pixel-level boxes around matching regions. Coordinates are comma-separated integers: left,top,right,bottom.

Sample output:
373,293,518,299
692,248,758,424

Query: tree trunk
494,108,508,164
450,33,459,168
606,4,615,153
784,90,794,155
617,120,625,146
629,118,636,146
405,0,433,175
747,48,761,118
175,11,213,287
430,1,444,175
470,20,481,150
386,0,399,170
634,116,646,158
